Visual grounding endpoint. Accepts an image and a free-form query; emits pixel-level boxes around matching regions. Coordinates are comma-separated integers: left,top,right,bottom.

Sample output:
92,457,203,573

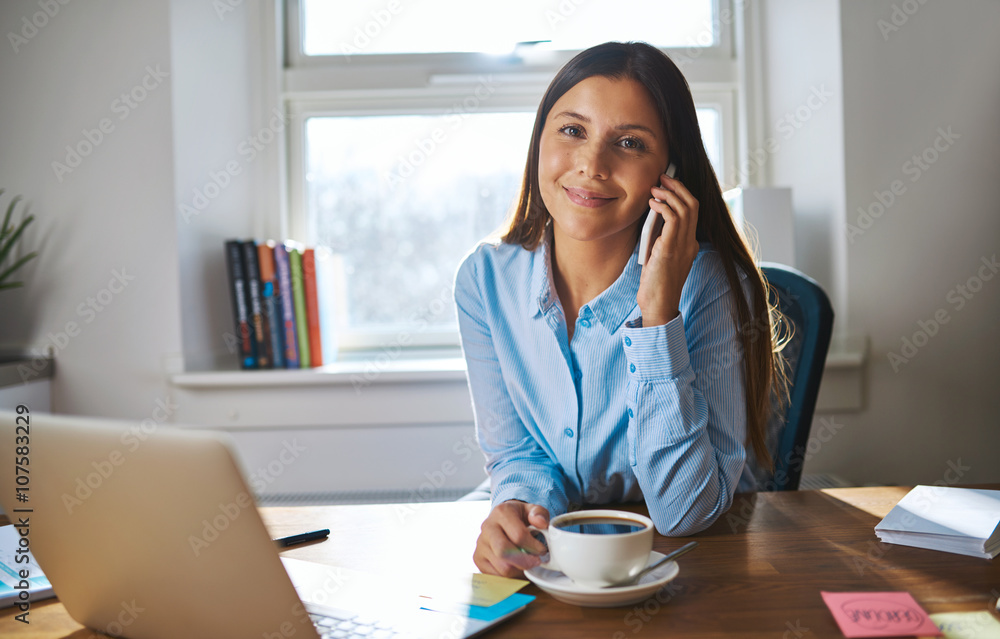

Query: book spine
242,240,270,368
289,247,311,368
257,241,285,369
224,239,256,369
274,244,300,368
302,248,323,367
314,248,340,364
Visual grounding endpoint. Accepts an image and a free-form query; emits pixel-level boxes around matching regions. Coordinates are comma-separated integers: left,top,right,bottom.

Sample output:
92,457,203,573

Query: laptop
0,411,528,639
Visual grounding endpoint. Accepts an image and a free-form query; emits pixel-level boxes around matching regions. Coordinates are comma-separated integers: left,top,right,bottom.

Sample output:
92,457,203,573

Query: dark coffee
555,517,647,535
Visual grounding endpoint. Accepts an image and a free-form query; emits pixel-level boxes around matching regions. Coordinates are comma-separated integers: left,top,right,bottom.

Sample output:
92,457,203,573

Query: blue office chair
750,262,834,491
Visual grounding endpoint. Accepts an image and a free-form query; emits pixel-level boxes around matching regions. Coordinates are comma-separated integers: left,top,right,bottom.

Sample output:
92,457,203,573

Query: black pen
273,528,330,548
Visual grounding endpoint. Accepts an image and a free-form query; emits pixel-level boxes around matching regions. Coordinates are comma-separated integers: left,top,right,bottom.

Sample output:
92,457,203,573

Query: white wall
756,0,847,323
0,0,183,419
170,0,283,373
762,0,1000,485
836,0,1000,485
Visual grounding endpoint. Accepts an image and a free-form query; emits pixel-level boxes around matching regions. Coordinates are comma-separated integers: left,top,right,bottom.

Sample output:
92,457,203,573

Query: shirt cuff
622,313,690,380
490,482,567,519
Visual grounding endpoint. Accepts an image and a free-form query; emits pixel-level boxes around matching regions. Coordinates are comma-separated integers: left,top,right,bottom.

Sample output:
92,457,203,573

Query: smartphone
637,162,678,266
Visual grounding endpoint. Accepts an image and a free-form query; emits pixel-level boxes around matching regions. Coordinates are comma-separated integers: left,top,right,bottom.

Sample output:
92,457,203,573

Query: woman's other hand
473,500,550,578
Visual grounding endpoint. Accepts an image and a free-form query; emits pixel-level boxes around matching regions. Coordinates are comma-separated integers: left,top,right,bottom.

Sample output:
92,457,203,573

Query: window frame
280,0,744,352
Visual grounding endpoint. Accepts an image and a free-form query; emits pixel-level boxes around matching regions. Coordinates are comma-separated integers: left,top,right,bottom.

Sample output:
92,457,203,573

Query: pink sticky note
821,591,943,638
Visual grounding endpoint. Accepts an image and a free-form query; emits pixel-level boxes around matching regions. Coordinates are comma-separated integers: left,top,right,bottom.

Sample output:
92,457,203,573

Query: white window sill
171,356,467,389
170,337,866,412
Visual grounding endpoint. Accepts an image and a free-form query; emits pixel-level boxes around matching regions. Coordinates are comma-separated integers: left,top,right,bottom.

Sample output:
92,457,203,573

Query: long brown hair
503,41,781,471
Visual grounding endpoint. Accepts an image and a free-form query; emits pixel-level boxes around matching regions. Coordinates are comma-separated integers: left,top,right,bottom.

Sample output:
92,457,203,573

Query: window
305,112,533,344
283,0,740,351
299,0,717,57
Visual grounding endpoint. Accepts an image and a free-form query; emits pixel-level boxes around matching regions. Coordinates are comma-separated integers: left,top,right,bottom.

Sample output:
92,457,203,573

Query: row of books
225,239,337,369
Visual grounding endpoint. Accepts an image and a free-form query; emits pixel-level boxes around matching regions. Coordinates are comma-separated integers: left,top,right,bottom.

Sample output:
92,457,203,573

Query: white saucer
523,551,680,608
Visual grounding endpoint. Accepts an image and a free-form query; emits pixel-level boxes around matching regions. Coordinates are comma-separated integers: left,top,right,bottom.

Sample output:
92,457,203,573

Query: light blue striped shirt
455,229,757,536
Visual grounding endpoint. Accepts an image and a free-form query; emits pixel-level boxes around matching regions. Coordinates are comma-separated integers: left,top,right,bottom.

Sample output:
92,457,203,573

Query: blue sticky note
421,593,535,622
467,594,535,621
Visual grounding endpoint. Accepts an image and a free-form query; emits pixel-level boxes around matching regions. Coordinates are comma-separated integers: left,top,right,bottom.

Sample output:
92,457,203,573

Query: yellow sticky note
926,611,1000,639
468,573,529,607
421,573,528,608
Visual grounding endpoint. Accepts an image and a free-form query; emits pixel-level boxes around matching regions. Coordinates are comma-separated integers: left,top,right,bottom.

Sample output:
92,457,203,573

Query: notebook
0,411,529,638
874,485,1000,559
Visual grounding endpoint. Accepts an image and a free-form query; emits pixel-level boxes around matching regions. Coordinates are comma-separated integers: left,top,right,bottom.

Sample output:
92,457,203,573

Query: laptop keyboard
308,608,416,639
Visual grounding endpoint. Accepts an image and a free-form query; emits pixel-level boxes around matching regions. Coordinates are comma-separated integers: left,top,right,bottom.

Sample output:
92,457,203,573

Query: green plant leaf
0,212,34,269
0,251,37,286
0,191,38,292
1,193,21,237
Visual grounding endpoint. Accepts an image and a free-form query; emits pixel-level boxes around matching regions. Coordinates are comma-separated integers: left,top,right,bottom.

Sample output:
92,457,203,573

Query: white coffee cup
528,510,654,588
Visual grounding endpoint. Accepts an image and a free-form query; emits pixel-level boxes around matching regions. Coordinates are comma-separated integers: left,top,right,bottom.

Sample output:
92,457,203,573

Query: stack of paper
874,486,1000,559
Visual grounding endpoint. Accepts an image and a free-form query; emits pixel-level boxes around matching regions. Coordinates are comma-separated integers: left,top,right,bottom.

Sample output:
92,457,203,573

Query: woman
454,41,782,578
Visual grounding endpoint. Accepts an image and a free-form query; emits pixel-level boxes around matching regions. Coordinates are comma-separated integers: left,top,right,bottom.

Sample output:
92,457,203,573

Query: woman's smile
562,185,617,207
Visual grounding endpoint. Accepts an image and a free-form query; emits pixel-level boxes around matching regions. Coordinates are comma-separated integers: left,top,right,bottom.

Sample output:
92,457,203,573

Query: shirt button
624,336,632,346
628,408,634,418
579,318,591,328
574,369,582,381
564,428,574,438
630,363,636,373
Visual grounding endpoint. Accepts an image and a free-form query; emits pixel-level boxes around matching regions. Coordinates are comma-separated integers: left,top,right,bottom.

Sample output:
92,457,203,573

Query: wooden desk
2,487,998,638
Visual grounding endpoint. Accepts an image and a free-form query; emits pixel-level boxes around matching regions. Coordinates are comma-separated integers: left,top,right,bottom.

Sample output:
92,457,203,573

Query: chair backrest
750,262,834,491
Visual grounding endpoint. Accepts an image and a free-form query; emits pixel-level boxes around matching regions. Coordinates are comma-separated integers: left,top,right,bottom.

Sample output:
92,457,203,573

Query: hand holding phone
637,162,677,266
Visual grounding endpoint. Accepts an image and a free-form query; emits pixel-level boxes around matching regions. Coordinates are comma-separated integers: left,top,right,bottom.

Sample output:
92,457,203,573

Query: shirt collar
528,225,557,318
528,225,642,333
